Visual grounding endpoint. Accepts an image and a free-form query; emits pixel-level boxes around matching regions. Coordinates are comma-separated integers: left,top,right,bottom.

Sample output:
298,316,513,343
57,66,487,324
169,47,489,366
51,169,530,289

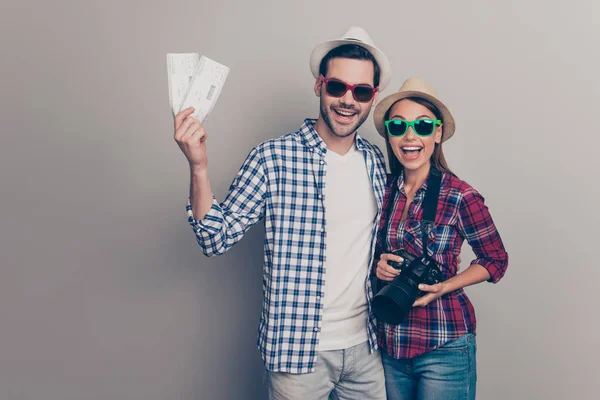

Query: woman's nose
405,126,417,139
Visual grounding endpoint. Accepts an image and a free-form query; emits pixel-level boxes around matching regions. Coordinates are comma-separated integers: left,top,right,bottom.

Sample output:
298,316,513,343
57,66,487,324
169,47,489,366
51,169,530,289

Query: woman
372,77,508,400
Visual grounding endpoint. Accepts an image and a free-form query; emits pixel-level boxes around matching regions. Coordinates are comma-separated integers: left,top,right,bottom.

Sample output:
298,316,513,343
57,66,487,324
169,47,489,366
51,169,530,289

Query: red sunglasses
320,75,378,103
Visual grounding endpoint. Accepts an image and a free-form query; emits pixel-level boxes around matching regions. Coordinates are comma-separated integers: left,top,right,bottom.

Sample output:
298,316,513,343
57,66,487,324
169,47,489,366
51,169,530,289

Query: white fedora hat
310,26,391,90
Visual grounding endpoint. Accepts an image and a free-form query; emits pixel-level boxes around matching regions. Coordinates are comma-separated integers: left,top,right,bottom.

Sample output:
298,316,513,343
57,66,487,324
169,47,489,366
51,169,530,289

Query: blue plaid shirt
187,119,387,373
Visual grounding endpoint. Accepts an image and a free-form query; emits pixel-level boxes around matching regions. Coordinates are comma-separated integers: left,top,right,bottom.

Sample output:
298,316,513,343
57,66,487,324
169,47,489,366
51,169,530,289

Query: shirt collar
299,119,326,153
395,169,433,195
299,118,373,154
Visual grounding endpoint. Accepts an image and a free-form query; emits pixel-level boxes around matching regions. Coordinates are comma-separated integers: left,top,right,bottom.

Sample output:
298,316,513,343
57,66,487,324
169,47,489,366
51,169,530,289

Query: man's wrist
190,164,209,178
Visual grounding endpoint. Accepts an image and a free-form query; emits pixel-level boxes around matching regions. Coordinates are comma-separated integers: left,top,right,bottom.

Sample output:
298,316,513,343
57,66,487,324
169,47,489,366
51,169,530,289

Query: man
174,27,390,399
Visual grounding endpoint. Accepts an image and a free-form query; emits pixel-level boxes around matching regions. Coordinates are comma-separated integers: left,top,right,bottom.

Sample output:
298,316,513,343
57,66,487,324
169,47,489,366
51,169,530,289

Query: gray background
1,0,598,399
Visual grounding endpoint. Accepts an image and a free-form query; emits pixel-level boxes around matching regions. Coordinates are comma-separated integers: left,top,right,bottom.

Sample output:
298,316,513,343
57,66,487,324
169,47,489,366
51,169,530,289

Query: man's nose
339,87,356,105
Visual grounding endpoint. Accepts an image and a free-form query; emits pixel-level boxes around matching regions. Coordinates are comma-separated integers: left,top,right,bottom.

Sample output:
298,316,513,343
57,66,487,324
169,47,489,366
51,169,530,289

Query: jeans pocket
436,333,475,353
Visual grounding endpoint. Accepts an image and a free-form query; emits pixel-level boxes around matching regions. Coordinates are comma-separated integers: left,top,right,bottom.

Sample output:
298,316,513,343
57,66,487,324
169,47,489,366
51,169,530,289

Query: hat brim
310,39,391,91
373,91,455,142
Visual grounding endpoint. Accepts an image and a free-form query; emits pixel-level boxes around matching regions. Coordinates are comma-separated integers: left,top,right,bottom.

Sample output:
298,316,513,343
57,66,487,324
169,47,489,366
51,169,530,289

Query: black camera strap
420,168,442,260
384,167,442,260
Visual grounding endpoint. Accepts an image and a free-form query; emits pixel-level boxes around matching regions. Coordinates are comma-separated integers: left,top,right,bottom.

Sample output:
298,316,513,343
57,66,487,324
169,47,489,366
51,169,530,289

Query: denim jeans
266,341,386,400
381,333,477,400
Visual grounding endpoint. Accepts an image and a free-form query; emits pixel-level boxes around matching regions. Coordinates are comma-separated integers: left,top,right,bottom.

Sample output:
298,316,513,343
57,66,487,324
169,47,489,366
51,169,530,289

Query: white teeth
335,109,355,116
402,147,422,151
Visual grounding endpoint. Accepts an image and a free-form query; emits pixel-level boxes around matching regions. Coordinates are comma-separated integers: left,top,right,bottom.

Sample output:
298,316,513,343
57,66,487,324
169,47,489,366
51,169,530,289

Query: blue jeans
381,333,477,400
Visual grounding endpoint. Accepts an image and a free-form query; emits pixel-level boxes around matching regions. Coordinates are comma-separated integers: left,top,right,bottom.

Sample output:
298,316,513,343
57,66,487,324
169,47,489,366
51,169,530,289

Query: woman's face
386,99,442,175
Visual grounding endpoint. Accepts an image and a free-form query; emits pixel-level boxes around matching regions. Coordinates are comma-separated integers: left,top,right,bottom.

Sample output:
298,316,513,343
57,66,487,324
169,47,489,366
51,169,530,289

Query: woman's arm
413,188,508,307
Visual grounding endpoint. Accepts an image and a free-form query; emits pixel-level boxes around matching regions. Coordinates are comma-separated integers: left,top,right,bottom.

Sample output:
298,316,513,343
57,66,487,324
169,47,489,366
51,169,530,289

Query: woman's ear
435,126,443,144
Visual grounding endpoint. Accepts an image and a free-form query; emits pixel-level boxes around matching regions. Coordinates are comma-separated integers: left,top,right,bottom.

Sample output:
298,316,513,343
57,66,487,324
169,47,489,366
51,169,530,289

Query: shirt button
319,160,325,165
318,194,323,199
321,227,325,232
314,327,320,332
316,296,321,301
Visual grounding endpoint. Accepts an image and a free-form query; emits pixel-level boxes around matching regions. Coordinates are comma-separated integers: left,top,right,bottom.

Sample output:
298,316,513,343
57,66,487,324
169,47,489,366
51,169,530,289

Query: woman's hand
375,253,404,281
412,282,448,307
412,264,491,307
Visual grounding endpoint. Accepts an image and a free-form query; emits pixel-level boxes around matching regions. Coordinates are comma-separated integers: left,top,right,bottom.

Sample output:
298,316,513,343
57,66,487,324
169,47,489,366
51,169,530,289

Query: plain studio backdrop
1,0,598,399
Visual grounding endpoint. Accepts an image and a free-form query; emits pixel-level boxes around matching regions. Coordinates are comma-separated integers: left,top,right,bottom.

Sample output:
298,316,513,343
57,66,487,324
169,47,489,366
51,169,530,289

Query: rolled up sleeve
457,189,509,283
186,147,266,257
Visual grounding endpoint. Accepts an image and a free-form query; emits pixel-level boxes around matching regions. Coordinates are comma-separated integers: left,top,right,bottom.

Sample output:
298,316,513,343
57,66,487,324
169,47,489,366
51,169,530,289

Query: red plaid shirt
376,171,508,359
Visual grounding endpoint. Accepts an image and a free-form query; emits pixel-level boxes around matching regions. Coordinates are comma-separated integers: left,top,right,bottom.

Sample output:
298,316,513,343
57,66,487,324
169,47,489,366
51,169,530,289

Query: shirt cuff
471,258,506,283
186,198,223,234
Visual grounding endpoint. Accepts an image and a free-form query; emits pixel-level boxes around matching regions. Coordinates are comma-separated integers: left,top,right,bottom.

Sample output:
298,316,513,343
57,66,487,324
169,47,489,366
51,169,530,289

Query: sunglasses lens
326,80,347,97
387,120,407,136
414,120,436,136
353,86,374,102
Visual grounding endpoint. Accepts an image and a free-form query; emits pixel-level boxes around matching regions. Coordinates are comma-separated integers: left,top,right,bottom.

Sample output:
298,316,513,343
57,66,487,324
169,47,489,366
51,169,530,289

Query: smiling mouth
401,146,423,155
333,108,357,118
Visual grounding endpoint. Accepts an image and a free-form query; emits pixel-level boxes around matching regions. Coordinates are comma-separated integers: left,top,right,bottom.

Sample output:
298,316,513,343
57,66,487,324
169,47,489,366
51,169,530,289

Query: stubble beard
320,100,369,139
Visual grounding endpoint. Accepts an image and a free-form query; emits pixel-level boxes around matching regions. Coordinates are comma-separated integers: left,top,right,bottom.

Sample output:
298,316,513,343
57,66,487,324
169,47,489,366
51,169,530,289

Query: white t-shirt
318,144,378,351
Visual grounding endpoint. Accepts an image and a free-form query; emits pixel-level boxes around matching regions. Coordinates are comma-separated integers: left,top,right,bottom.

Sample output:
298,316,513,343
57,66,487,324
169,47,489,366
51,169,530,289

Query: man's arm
189,167,213,221
174,107,213,220
174,107,267,256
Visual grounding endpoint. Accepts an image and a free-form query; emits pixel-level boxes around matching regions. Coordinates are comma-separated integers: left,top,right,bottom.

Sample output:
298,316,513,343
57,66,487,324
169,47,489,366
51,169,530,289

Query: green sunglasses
384,119,442,137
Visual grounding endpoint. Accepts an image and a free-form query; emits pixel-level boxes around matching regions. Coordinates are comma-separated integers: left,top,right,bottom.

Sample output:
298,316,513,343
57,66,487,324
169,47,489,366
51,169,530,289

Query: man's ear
314,78,323,97
370,91,380,108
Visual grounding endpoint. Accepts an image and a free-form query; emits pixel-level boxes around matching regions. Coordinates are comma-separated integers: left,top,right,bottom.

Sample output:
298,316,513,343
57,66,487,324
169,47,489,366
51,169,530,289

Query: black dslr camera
372,249,442,325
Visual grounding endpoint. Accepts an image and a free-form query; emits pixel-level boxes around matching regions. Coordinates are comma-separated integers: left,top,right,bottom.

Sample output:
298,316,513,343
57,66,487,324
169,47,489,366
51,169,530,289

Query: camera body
387,250,441,298
372,250,442,325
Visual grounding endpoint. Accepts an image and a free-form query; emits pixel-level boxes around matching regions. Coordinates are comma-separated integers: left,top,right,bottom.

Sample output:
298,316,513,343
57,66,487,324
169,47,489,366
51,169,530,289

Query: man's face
315,57,379,138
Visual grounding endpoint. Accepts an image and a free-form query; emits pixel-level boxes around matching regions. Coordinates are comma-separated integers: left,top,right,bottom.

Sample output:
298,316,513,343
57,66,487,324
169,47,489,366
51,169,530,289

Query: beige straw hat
373,77,455,142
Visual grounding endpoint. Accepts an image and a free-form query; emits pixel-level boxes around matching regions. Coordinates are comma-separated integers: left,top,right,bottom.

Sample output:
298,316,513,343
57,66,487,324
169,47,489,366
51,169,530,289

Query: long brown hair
384,97,455,177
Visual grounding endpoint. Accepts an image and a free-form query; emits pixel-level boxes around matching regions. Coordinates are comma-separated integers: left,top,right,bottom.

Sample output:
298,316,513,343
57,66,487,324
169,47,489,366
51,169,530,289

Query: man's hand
174,107,208,170
375,253,404,281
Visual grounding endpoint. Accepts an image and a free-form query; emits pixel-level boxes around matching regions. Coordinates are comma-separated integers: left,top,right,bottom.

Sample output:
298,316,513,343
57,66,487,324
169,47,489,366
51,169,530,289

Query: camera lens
372,279,420,325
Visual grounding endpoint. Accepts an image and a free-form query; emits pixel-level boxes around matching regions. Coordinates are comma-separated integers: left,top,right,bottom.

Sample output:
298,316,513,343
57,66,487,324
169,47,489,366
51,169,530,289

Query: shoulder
250,131,302,157
441,173,484,205
358,137,386,169
359,137,383,155
242,130,308,175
